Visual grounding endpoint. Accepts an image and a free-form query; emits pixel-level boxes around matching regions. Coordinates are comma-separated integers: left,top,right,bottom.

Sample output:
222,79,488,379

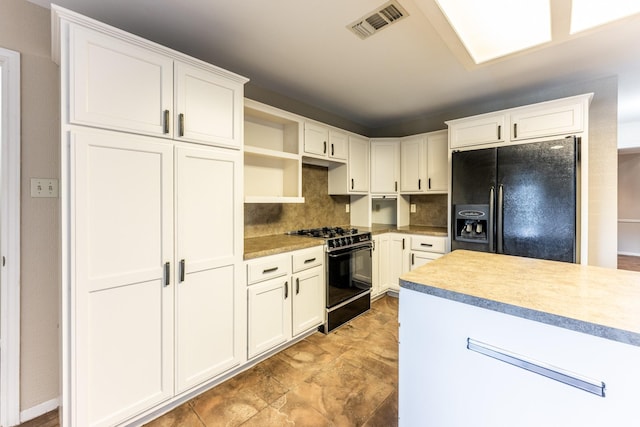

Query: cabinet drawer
410,235,446,253
247,255,290,285
292,246,324,273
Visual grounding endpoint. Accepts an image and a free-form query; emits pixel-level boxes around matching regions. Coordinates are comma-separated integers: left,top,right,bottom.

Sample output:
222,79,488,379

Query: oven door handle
327,245,372,258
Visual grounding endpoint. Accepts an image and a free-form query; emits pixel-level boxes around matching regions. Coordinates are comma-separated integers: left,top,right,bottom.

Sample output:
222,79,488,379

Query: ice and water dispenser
454,204,489,243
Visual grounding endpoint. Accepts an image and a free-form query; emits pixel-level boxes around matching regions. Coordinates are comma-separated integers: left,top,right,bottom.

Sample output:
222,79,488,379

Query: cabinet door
400,135,425,192
349,135,370,193
409,251,441,269
304,122,329,157
377,234,390,293
426,131,448,192
510,102,584,141
371,139,400,193
371,236,381,297
174,62,243,148
449,113,505,148
69,25,173,136
389,234,409,292
292,266,325,336
329,129,348,161
248,278,291,359
72,128,174,426
175,145,242,392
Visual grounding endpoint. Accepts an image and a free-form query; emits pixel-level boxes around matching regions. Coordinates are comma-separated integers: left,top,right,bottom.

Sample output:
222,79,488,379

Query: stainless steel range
289,227,373,333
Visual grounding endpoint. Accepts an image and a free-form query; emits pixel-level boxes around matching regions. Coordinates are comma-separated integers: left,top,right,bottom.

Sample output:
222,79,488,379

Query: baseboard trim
618,251,640,257
20,397,59,423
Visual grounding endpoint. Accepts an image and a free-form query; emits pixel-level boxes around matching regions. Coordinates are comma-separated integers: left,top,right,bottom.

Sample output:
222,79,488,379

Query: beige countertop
244,225,448,259
400,250,640,346
244,234,322,260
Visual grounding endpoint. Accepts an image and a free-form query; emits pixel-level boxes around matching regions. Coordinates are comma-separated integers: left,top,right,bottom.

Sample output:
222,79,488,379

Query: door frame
0,47,21,427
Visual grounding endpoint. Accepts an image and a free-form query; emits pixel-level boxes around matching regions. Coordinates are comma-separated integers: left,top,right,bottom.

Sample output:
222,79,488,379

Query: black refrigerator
451,137,579,263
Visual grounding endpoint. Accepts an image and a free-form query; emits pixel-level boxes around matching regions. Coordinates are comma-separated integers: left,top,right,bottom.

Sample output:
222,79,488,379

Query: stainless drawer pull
420,243,433,247
467,338,606,397
304,258,316,264
262,267,278,274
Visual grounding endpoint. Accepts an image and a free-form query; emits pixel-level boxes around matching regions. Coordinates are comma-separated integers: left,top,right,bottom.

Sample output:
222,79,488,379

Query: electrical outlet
410,204,417,213
30,178,59,198
345,203,350,213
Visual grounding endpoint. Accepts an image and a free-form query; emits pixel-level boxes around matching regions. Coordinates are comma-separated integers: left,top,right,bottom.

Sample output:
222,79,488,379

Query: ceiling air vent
348,0,409,40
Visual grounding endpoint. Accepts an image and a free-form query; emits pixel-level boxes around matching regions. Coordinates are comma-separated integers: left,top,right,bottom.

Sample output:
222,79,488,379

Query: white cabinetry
370,139,400,194
244,100,304,203
448,94,591,149
174,145,243,393
409,235,447,269
304,121,329,157
67,23,244,148
448,112,506,149
388,234,409,292
328,129,348,161
371,235,382,297
56,7,246,427
328,134,370,194
173,62,243,148
71,129,175,427
247,254,291,359
400,288,640,426
246,246,324,359
400,130,448,194
291,247,325,336
510,101,584,141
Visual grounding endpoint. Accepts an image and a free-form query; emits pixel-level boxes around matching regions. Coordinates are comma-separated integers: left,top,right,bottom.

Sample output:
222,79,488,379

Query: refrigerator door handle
497,184,504,254
489,186,495,252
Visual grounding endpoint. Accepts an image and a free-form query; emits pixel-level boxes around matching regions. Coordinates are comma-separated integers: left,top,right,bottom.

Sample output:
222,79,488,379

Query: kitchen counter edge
400,250,640,347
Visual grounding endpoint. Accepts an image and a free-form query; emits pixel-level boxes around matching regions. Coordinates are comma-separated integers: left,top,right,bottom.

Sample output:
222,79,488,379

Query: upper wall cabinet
370,139,400,194
400,130,448,194
447,94,592,149
66,23,246,148
328,134,369,194
174,62,243,148
303,121,348,163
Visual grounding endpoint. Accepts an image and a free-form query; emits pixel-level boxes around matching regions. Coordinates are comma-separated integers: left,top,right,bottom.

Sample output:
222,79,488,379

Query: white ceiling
28,0,640,128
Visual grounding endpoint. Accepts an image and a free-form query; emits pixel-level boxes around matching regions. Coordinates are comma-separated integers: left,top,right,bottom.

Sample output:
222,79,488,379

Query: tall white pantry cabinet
53,6,248,427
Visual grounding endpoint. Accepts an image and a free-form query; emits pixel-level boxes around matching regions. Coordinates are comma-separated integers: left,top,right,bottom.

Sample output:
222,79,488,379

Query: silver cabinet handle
163,110,170,134
164,262,170,287
467,338,606,397
178,113,185,137
179,259,185,283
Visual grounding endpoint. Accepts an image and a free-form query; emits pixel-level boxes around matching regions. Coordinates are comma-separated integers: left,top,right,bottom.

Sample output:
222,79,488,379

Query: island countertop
400,250,640,346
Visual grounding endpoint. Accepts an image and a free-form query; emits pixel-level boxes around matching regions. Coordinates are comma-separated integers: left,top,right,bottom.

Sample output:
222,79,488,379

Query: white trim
19,397,59,424
618,251,640,257
0,47,21,427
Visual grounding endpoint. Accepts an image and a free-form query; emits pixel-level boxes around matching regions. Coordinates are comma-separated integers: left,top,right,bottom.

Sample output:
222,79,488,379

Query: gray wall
0,0,60,412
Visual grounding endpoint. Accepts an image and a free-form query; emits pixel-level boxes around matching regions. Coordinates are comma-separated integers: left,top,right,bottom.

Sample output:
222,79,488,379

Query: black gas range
288,226,373,333
288,227,373,252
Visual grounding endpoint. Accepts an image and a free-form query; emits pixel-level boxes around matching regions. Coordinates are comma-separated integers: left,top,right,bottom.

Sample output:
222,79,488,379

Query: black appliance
289,227,372,332
451,137,579,263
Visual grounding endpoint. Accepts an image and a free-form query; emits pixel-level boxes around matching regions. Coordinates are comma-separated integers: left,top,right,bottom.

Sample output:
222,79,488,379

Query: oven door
326,244,372,308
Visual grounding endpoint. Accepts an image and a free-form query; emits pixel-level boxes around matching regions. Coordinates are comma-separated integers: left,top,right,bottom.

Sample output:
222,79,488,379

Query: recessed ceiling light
435,0,551,64
570,0,640,34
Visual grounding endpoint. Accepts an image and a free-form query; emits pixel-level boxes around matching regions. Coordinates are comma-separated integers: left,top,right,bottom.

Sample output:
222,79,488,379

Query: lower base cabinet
246,246,324,359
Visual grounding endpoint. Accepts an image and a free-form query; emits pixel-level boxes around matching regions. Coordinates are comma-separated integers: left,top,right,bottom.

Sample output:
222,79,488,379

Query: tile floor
23,296,399,427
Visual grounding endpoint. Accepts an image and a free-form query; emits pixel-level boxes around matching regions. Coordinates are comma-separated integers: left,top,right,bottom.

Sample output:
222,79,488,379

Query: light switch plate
410,204,417,213
30,178,59,198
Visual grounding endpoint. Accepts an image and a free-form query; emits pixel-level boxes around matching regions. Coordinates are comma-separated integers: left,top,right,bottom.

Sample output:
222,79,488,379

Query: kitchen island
399,250,640,426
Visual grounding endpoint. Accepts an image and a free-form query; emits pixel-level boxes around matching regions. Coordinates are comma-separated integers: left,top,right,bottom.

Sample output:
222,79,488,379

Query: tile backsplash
244,164,350,238
409,194,448,228
244,165,448,237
